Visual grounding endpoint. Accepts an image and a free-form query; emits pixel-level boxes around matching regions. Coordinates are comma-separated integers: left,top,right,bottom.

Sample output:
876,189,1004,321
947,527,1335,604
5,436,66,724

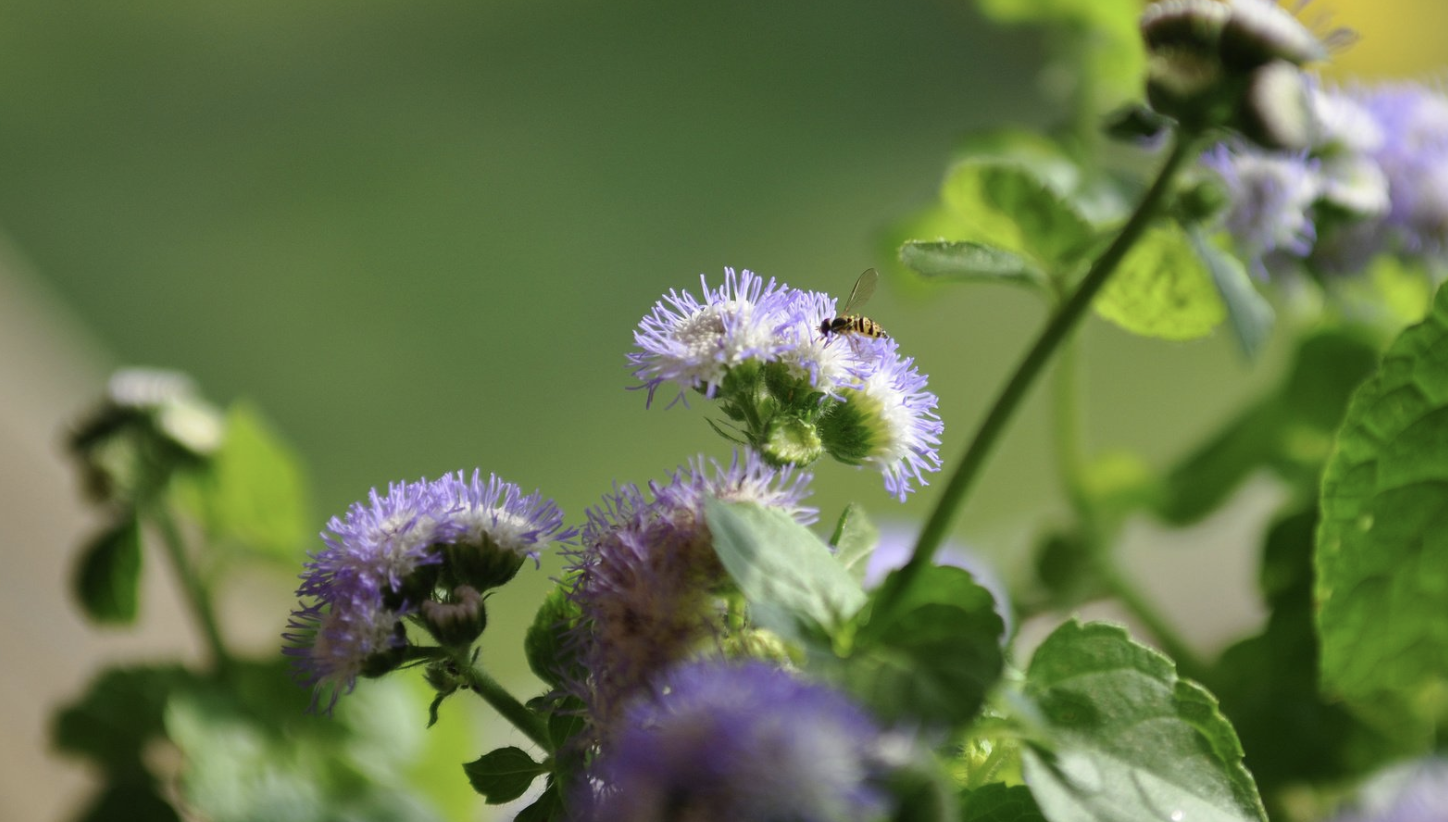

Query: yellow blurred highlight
1318,0,1448,80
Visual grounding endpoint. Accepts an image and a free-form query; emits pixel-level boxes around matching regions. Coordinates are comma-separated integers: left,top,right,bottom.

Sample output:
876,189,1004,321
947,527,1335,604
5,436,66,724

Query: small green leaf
1021,620,1267,822
829,503,879,583
515,781,565,822
463,746,547,804
899,241,1048,290
705,498,866,637
525,582,583,688
1094,224,1226,340
1317,282,1448,702
846,565,1005,727
170,401,311,562
942,161,1097,269
1189,227,1274,360
73,513,143,625
961,783,1047,822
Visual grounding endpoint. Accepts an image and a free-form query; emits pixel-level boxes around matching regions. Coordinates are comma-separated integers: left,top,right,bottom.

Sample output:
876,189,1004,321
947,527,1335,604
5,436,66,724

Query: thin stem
461,661,555,754
1052,337,1091,518
150,505,234,674
890,133,1199,606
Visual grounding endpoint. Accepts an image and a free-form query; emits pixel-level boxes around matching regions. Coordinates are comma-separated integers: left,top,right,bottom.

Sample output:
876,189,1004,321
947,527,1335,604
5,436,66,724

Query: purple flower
1331,758,1448,822
1359,82,1448,256
629,268,796,406
581,660,891,822
822,343,944,501
1202,142,1321,274
430,469,575,563
774,287,884,394
564,452,815,733
286,471,571,711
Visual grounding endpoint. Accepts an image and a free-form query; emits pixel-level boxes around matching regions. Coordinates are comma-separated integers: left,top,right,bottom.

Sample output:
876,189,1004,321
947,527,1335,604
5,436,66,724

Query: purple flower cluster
630,268,943,499
580,660,891,822
284,471,571,712
563,451,815,735
1204,80,1448,277
1331,758,1448,822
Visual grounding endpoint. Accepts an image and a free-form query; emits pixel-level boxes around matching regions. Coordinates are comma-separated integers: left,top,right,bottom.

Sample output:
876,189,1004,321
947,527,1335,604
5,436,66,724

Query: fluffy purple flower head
430,469,575,563
298,478,458,603
1202,142,1321,274
773,287,886,394
1331,758,1448,822
1359,83,1448,255
629,268,796,407
282,579,405,714
581,660,891,822
827,343,944,501
565,452,815,733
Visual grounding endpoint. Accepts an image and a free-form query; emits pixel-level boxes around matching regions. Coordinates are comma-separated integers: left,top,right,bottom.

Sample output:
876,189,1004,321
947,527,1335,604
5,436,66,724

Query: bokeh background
2,0,1442,819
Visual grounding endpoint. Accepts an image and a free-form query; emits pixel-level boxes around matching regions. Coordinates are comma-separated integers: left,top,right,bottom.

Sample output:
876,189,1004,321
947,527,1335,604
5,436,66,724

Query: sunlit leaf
899,241,1048,290
1094,224,1225,340
1021,621,1266,822
1317,282,1448,702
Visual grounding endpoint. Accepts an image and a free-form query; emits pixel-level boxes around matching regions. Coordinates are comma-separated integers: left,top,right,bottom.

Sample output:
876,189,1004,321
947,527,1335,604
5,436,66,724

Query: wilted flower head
564,452,815,734
283,581,406,714
581,660,891,822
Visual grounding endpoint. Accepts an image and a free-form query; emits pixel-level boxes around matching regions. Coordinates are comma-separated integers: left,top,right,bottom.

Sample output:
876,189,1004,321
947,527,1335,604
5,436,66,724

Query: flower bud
421,586,488,649
762,416,824,467
444,536,527,591
1235,60,1316,151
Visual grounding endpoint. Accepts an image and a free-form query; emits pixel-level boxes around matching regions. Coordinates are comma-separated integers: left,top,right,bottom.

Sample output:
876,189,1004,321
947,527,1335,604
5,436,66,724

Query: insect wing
840,268,878,316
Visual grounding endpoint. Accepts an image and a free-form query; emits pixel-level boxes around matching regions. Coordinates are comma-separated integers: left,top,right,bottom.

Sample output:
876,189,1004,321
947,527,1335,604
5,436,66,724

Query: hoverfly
819,268,889,340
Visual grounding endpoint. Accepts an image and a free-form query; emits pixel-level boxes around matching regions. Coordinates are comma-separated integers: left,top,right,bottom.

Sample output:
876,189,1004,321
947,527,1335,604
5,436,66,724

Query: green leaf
1021,621,1266,822
74,781,181,822
899,240,1048,290
1211,508,1414,809
463,746,548,804
1189,228,1274,360
53,664,197,777
525,582,583,689
1317,282,1448,702
73,513,143,625
705,498,866,637
170,401,311,562
942,161,1097,270
515,781,565,822
1094,224,1226,340
829,502,879,583
973,0,1145,112
845,565,1005,728
961,783,1047,822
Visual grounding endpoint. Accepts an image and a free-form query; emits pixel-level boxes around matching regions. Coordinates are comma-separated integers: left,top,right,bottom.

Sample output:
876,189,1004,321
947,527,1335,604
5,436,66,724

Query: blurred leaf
463,747,547,804
974,0,1145,112
942,160,1097,270
705,498,866,637
899,241,1048,290
171,401,311,563
846,565,1005,728
73,781,181,822
1212,509,1415,809
1318,282,1448,703
961,783,1046,822
525,582,583,689
829,502,880,583
53,664,197,777
73,513,143,624
1189,227,1274,360
515,782,565,822
1155,327,1380,525
1094,224,1225,340
1021,621,1266,822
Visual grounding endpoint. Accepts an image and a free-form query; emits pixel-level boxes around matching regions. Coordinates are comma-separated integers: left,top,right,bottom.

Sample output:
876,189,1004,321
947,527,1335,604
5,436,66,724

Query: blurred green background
1,0,1441,819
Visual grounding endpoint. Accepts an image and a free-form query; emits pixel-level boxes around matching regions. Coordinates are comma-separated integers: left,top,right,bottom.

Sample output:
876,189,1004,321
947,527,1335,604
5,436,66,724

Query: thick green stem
461,661,554,754
889,133,1199,606
150,505,234,674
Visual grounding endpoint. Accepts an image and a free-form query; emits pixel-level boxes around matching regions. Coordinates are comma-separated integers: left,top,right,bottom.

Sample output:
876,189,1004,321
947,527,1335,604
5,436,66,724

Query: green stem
150,505,234,674
461,661,554,754
890,132,1199,606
